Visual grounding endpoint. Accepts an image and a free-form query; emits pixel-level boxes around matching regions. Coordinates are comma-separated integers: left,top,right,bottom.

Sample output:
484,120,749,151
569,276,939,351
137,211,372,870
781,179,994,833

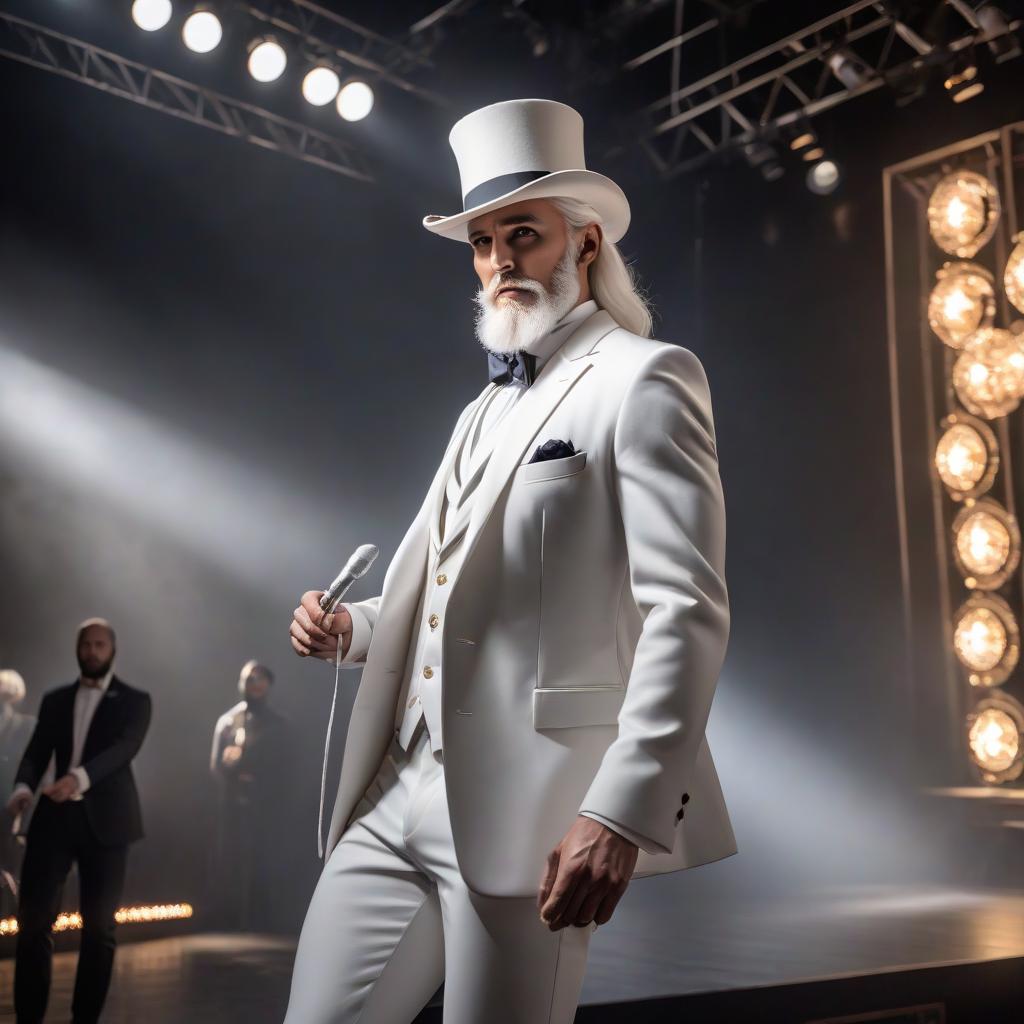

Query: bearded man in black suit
5,617,152,1024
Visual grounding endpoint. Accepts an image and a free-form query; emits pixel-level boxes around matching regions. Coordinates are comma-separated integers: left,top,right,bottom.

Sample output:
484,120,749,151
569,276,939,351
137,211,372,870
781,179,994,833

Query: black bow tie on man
487,349,537,387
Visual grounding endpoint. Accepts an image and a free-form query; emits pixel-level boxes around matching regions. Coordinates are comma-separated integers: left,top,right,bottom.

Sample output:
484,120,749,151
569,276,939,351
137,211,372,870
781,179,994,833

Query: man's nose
489,241,515,275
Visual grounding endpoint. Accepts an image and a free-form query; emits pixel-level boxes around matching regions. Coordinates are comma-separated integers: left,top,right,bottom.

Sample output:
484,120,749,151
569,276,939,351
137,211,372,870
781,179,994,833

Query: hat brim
422,169,630,245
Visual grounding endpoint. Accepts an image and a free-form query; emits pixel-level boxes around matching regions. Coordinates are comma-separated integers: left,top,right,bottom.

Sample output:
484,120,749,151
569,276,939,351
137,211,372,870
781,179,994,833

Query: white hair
0,669,26,704
545,195,656,338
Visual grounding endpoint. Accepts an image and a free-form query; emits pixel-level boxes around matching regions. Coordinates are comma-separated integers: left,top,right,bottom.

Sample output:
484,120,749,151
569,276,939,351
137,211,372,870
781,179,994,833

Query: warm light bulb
927,170,1000,258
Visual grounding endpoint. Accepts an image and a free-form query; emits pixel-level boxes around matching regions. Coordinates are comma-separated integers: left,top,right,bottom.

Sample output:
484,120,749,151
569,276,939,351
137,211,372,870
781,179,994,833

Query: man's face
244,671,271,702
76,625,115,680
468,198,598,355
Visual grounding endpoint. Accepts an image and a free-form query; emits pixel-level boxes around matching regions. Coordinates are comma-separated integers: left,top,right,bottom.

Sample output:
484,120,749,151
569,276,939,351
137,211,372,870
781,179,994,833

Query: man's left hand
42,774,81,803
537,815,639,931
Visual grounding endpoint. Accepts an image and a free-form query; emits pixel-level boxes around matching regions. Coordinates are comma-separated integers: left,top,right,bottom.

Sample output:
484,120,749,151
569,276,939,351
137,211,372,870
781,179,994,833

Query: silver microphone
319,544,379,615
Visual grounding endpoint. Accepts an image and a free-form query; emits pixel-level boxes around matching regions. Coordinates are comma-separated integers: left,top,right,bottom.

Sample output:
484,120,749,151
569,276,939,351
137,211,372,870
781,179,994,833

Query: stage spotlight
182,7,222,53
247,36,287,83
132,0,172,32
802,147,825,162
952,327,1024,419
951,497,1021,589
967,694,1024,783
826,47,870,89
337,80,374,121
944,54,985,102
935,412,998,500
806,160,840,195
1005,233,1024,314
975,3,1022,63
927,170,1000,257
302,65,341,106
953,594,1019,686
928,262,996,348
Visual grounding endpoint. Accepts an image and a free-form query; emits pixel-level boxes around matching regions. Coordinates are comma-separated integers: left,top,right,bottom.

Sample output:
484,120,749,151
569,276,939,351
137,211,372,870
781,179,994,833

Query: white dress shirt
12,668,113,802
338,298,660,853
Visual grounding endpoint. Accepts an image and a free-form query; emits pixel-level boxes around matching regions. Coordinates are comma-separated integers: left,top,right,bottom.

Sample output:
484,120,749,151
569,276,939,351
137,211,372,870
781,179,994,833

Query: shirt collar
78,667,114,693
521,298,599,376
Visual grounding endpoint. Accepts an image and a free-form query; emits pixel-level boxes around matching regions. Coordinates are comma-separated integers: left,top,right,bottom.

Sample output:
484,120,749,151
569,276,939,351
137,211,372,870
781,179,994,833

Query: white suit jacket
325,306,737,897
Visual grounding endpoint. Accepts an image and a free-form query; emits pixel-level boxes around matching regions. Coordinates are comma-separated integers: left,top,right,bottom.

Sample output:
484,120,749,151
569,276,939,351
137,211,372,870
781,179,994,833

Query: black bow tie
487,349,537,387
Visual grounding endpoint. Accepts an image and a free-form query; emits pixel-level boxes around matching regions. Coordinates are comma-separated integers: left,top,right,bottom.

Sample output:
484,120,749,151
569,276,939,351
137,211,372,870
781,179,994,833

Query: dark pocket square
528,438,576,464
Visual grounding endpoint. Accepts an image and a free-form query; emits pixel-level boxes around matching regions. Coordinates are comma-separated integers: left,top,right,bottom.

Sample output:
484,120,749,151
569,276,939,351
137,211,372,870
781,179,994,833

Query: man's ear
578,224,602,267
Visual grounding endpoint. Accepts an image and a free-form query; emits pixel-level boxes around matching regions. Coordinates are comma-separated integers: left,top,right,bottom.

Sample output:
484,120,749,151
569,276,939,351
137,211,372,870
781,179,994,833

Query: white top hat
422,98,631,245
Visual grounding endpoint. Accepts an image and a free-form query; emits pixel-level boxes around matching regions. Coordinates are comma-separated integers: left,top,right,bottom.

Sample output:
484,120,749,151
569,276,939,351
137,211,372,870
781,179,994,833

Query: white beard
472,240,582,356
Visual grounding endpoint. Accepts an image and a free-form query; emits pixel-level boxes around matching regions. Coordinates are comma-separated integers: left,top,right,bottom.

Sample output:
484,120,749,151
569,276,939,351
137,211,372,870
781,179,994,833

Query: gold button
429,613,439,629
436,573,448,585
423,666,434,678
407,695,418,708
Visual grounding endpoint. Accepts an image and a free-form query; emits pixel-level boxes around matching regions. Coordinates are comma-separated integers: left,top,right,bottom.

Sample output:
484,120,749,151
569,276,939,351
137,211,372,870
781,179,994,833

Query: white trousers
284,718,593,1024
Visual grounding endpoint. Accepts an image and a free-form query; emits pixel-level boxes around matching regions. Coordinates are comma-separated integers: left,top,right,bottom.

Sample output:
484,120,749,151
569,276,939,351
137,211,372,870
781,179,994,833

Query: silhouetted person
6,618,152,1024
210,659,287,931
0,669,36,914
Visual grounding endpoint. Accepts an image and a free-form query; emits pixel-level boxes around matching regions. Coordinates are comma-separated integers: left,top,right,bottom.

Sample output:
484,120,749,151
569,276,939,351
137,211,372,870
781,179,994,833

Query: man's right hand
290,590,353,662
6,790,31,818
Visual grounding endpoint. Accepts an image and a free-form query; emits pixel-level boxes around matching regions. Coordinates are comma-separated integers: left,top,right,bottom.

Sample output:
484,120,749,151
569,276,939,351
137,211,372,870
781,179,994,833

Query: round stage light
337,80,374,121
806,160,840,195
967,694,1024,783
928,262,996,349
302,65,341,106
952,327,1024,420
927,169,1000,258
951,497,1021,590
953,594,1019,686
132,0,172,32
248,37,287,83
1005,233,1024,315
182,9,222,53
935,412,998,500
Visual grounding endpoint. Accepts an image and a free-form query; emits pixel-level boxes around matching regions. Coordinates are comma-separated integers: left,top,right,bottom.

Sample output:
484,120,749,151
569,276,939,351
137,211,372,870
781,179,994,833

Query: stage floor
1,882,1023,1021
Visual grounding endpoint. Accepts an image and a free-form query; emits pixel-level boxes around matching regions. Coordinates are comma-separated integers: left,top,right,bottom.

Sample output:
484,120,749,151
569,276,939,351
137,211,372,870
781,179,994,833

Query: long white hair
546,195,655,338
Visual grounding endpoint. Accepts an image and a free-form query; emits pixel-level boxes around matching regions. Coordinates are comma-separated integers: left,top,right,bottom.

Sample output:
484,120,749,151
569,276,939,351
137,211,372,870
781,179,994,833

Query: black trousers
14,798,128,1024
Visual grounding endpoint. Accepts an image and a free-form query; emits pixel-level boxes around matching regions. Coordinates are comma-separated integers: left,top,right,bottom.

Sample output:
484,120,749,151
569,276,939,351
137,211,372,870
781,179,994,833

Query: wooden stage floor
1,882,1023,1021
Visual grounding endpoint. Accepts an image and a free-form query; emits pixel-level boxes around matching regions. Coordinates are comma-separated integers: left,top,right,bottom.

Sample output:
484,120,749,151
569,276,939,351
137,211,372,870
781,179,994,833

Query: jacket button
422,666,434,679
675,808,685,821
681,793,690,805
407,695,419,708
429,613,439,629
436,573,448,585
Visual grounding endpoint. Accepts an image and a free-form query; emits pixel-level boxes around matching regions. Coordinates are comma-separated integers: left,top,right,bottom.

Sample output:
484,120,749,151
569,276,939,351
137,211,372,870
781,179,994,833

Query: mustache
490,278,541,297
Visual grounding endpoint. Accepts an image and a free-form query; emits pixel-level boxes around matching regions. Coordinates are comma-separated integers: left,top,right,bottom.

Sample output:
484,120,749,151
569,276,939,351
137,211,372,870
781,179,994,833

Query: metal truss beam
624,0,1023,178
0,12,375,182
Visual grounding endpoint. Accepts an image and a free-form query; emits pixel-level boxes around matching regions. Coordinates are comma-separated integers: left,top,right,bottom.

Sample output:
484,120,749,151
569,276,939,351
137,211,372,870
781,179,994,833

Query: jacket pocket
515,449,587,484
532,685,626,730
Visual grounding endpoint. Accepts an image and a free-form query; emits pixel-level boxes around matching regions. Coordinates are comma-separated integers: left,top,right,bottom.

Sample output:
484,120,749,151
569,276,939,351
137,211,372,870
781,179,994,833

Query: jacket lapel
429,382,496,557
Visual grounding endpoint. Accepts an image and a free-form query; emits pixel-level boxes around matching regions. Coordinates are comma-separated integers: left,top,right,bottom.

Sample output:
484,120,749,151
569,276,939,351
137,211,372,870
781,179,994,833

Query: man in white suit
285,98,735,1023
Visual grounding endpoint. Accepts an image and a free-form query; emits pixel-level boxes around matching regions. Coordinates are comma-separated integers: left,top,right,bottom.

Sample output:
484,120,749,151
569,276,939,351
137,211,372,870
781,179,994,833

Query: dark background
2,0,1024,937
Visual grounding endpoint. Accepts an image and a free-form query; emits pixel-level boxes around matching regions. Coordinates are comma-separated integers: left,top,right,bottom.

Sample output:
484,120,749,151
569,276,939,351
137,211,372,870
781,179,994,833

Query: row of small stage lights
0,903,194,936
129,1,375,121
924,169,1024,783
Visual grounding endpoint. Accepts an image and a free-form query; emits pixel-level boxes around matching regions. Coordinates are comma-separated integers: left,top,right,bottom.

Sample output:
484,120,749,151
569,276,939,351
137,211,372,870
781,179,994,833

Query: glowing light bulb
132,0,172,31
248,39,287,83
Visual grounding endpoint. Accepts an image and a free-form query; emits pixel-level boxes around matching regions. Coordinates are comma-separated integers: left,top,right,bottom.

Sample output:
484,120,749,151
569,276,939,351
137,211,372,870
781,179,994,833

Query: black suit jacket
15,675,152,846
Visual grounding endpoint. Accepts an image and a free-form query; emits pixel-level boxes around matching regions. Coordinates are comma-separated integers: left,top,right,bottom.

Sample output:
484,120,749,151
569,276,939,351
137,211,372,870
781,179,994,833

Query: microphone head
346,544,379,579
